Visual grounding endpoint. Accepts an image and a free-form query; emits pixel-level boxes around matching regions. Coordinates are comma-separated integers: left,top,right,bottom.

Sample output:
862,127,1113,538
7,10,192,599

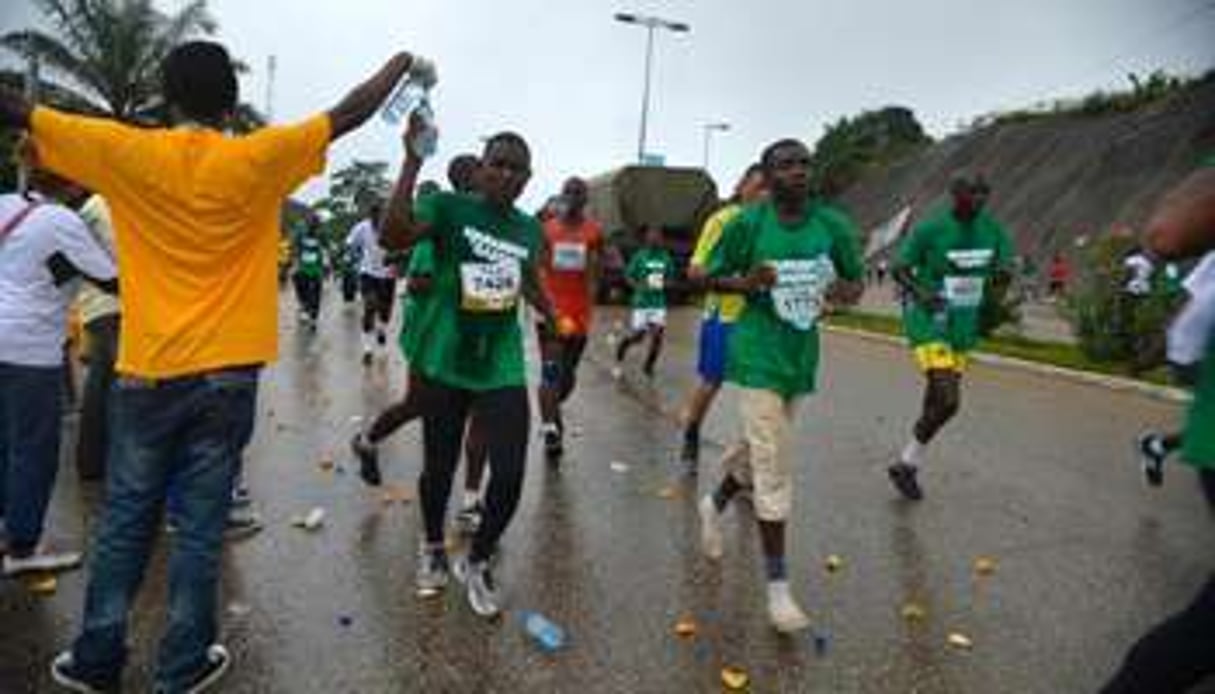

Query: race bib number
943,275,985,308
646,272,665,291
552,242,587,271
460,261,521,313
769,258,836,331
300,250,320,265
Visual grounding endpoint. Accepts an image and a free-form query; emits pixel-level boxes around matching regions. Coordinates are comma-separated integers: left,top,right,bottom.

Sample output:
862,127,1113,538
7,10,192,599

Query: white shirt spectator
345,218,392,278
0,193,117,367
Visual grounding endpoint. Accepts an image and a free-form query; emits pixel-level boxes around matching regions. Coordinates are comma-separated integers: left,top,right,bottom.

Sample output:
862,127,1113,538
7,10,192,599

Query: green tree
809,106,932,196
0,0,263,128
312,159,391,244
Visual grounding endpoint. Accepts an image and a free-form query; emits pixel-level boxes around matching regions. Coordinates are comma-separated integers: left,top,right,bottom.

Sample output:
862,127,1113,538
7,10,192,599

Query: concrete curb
823,324,1191,404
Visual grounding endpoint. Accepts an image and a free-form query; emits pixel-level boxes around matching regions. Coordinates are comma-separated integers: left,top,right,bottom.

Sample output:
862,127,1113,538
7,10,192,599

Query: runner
887,174,1014,501
292,213,326,328
1101,157,1215,694
536,176,602,461
1136,249,1215,485
613,224,675,379
696,138,864,632
0,42,432,692
1,149,117,577
333,226,361,306
380,121,556,619
346,200,396,365
351,153,483,494
680,164,766,470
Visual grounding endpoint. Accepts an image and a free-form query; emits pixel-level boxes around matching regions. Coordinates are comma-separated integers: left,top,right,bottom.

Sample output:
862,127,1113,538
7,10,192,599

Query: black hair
447,154,480,192
161,41,238,124
744,162,764,179
483,131,531,161
760,139,805,172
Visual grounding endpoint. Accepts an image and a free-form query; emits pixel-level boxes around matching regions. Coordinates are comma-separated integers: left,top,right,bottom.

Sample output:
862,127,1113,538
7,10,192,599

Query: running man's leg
890,346,964,500
415,383,470,596
353,371,431,487
698,441,750,560
642,325,665,377
359,274,378,362
457,417,489,530
738,387,808,633
683,315,730,466
458,387,529,619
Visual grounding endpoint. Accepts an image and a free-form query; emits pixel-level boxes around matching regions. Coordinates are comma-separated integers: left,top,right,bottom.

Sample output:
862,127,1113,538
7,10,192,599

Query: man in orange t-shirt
2,41,429,693
538,177,601,460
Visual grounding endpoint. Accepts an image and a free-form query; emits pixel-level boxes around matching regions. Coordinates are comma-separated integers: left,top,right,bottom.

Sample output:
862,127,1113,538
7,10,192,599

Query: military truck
584,166,720,304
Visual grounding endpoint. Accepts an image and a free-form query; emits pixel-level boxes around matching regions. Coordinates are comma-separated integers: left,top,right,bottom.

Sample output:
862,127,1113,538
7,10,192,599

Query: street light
614,12,690,165
702,121,730,169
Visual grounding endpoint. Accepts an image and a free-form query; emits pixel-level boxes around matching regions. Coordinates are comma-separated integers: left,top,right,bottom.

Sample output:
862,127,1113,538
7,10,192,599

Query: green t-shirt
708,200,863,398
1182,154,1215,468
399,240,437,362
408,192,542,391
296,233,324,278
895,206,1013,352
626,247,674,309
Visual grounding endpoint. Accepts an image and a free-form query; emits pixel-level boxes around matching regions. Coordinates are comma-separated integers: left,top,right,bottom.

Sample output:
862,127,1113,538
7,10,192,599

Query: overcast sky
3,0,1213,210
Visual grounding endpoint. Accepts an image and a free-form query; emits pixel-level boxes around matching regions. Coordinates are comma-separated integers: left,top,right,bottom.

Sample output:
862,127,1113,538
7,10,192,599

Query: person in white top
0,168,116,577
74,194,119,481
1137,250,1215,485
345,201,397,363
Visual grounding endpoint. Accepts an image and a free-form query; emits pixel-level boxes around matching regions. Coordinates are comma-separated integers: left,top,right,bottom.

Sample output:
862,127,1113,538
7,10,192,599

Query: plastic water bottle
520,611,566,651
382,77,427,125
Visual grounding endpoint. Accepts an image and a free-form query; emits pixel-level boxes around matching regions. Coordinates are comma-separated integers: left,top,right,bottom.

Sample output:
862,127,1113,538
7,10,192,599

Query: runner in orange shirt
537,177,601,461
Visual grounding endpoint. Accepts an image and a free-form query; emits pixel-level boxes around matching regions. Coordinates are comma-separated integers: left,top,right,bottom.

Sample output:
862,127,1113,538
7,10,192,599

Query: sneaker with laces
1137,433,1168,487
154,644,230,694
767,581,811,633
887,462,924,501
3,547,83,577
50,651,118,693
415,547,449,598
350,433,382,487
698,495,724,560
456,557,502,618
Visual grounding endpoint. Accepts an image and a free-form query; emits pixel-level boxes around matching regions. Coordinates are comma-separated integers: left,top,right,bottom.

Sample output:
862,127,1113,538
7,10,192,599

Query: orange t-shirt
31,107,330,378
542,216,602,335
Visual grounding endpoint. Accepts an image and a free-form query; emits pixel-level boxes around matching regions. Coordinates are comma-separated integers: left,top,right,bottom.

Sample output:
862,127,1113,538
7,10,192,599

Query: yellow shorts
914,342,969,373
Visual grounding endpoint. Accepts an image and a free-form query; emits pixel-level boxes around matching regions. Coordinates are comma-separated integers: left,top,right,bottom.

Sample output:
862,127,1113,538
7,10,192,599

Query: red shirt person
537,176,602,460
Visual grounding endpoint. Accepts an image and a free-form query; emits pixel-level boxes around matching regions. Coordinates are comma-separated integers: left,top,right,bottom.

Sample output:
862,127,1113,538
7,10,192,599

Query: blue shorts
696,314,734,384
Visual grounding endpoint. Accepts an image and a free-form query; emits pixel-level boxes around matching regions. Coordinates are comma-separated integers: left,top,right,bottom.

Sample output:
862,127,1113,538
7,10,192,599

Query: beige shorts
720,387,800,521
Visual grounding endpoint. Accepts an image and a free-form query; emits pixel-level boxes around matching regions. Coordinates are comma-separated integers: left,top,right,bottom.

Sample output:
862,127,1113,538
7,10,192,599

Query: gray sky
3,0,1214,210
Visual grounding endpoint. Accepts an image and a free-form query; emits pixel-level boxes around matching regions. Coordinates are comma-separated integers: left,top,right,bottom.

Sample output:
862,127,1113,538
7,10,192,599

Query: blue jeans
70,366,259,691
0,362,64,552
166,374,258,518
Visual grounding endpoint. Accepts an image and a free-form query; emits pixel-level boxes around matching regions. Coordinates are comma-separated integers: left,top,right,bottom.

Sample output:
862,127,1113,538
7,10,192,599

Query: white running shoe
698,495,724,560
3,548,82,576
767,580,811,633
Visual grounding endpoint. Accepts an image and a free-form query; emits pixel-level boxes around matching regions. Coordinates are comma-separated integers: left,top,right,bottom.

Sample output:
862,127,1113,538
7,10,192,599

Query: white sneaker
767,580,811,633
698,495,724,560
610,365,623,381
415,546,449,598
3,548,83,576
454,556,502,619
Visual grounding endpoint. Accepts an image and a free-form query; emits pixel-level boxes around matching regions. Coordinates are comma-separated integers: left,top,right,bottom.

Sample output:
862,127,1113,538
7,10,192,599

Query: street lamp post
702,121,730,169
614,12,690,165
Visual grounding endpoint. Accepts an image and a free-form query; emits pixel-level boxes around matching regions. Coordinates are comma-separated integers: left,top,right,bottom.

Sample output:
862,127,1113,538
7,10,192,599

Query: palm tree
1,0,262,128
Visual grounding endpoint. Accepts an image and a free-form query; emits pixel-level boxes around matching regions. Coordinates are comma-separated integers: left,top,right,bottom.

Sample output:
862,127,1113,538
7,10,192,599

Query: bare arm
380,114,427,251
327,53,414,142
0,89,32,130
1146,167,1215,260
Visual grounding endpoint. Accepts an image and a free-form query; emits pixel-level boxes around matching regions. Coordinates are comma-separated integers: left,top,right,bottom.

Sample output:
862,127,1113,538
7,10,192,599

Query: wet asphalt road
2,288,1213,693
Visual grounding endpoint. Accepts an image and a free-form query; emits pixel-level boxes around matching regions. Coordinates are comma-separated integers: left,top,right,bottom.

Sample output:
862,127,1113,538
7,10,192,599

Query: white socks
901,439,925,467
